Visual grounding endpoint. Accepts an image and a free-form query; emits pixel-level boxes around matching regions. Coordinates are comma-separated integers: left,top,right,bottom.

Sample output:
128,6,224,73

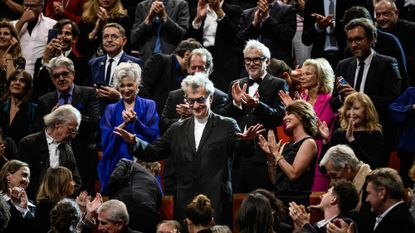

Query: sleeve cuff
192,20,202,29
314,23,324,33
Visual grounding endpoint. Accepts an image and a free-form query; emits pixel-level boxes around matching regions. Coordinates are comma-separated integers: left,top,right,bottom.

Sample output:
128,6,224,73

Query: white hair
43,105,81,129
181,72,215,97
243,40,271,59
112,62,142,90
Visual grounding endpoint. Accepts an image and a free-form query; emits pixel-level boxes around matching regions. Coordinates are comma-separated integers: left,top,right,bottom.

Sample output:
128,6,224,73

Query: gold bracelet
275,155,284,164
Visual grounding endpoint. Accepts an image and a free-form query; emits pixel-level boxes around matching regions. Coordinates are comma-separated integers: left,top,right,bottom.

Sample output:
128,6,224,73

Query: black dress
327,129,384,169
274,137,316,206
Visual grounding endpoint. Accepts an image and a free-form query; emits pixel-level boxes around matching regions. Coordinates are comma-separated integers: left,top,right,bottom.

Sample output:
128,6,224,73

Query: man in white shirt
12,0,56,76
365,168,415,233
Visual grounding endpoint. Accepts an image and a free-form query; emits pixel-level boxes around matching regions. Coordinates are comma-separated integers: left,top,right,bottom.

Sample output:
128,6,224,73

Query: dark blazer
330,53,402,124
130,0,190,62
373,202,415,233
17,131,82,200
35,85,100,193
160,87,228,132
2,199,35,233
302,0,360,59
185,3,242,91
236,1,296,66
32,52,88,101
132,112,240,225
87,52,144,86
139,53,182,114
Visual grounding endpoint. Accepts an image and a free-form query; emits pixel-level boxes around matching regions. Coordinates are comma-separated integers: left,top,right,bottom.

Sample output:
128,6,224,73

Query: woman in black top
259,100,318,206
318,92,383,169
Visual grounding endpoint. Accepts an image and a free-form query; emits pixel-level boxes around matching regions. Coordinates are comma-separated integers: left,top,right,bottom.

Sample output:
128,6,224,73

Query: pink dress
309,93,337,192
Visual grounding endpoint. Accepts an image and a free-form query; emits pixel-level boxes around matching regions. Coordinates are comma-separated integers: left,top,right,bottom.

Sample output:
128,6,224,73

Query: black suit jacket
17,131,82,200
373,202,415,233
35,85,100,193
302,0,360,59
237,1,296,66
330,53,401,124
160,87,228,133
185,3,242,91
32,52,88,101
133,112,240,224
139,53,183,114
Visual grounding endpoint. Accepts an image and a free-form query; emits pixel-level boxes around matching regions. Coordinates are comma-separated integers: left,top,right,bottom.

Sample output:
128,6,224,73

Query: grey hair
47,56,75,74
187,48,214,71
43,105,81,129
97,200,129,226
243,40,271,59
181,73,215,97
112,62,142,90
320,144,360,171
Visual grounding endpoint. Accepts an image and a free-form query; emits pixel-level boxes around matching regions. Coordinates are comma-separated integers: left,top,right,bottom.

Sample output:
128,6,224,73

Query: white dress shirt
106,50,123,86
353,49,374,92
12,14,56,76
194,114,209,151
192,1,225,47
45,131,60,168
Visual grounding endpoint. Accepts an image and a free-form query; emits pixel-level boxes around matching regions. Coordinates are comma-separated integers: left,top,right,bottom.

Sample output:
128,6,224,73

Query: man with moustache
12,0,56,76
114,73,263,225
330,18,401,166
35,56,100,194
32,19,88,101
222,39,287,193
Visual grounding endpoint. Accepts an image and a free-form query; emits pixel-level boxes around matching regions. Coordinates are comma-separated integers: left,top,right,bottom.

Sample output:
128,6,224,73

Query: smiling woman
99,62,159,194
0,160,36,233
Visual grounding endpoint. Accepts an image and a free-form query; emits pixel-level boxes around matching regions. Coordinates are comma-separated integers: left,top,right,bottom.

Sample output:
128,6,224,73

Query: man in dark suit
139,38,202,115
237,0,296,67
222,40,287,193
186,0,242,91
114,73,263,225
88,23,144,103
375,0,415,86
302,0,360,68
18,104,82,200
35,56,100,194
130,0,190,62
330,18,401,166
160,48,227,132
365,168,415,233
32,19,88,101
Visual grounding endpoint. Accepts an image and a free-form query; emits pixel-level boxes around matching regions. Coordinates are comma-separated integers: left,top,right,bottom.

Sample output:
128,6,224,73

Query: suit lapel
98,57,106,84
184,118,197,153
71,85,81,107
364,53,378,92
347,58,357,86
197,113,215,152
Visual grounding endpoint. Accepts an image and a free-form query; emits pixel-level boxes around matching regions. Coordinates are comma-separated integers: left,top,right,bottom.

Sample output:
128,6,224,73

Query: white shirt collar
356,49,375,66
316,215,338,228
107,50,123,62
45,130,59,145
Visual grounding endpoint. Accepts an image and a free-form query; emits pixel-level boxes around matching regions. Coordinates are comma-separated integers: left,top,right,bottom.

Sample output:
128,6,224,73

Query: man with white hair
222,39,288,193
115,73,263,225
18,104,82,199
96,200,140,233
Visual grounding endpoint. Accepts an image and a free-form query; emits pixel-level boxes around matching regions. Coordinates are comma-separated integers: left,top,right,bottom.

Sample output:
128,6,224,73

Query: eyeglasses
23,3,41,8
103,34,122,41
244,56,266,65
52,71,71,79
185,96,209,105
347,36,367,45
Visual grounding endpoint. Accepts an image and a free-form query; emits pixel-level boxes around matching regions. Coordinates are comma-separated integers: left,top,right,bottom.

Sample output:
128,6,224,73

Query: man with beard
32,19,88,101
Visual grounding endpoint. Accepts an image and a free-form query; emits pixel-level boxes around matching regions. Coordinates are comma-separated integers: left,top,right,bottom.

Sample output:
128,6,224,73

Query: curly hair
49,199,81,233
339,92,382,132
331,180,359,213
0,20,22,59
285,100,318,137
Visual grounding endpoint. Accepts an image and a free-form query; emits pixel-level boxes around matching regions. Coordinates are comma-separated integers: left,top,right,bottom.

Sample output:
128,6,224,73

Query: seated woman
259,100,318,206
0,160,35,233
318,92,383,169
236,192,274,233
0,70,37,145
76,0,130,59
185,194,214,233
48,199,81,233
98,62,159,194
34,167,76,233
0,20,22,100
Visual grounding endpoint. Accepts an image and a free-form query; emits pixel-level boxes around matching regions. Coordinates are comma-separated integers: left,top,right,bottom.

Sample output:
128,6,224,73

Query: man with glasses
12,0,56,76
330,18,401,167
35,56,100,194
115,73,264,225
222,39,287,193
88,23,144,104
18,104,83,200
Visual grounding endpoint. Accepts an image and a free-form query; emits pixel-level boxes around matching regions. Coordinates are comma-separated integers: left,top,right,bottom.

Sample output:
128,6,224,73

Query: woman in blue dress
99,62,159,193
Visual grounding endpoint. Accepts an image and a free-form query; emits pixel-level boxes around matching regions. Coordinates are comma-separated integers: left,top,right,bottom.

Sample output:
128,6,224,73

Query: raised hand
311,13,334,30
209,0,224,18
122,109,137,123
326,219,355,233
241,92,259,108
237,123,265,141
346,118,355,143
176,103,192,119
289,201,310,229
86,193,103,215
266,130,283,156
114,126,136,144
20,8,36,24
278,90,293,106
316,118,330,141
194,0,207,24
231,81,247,106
